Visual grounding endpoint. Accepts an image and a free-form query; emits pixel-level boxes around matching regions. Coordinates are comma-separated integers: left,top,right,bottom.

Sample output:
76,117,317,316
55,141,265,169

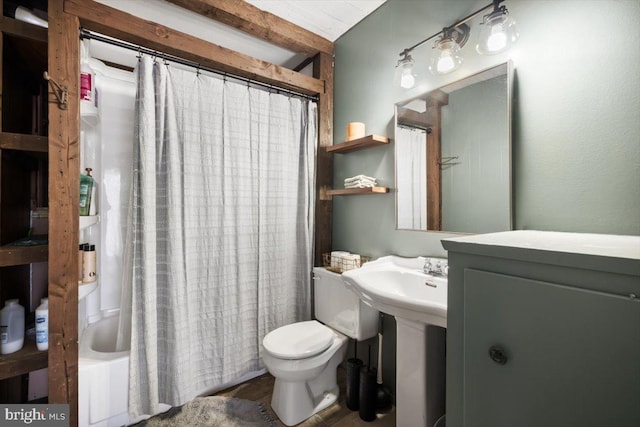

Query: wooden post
425,92,448,232
427,109,442,231
48,0,79,424
313,52,333,266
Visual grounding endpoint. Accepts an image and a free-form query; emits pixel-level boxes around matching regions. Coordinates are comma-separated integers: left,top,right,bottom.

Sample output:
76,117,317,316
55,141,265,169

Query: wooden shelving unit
326,134,389,154
0,132,48,152
0,15,47,42
325,186,390,196
0,338,47,381
0,1,50,404
325,134,392,197
0,244,48,267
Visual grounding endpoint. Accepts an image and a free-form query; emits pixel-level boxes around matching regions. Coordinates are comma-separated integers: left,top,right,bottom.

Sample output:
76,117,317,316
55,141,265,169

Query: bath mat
129,396,276,427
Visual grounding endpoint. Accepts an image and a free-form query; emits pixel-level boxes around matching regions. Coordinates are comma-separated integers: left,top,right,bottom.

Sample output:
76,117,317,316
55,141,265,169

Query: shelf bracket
43,71,68,110
319,185,332,200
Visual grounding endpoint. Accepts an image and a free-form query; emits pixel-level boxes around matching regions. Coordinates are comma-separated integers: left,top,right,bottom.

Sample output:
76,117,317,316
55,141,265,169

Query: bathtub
79,315,130,427
78,314,266,426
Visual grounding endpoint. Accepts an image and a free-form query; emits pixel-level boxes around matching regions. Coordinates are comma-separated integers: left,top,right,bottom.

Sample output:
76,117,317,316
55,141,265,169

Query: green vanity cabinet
442,231,640,427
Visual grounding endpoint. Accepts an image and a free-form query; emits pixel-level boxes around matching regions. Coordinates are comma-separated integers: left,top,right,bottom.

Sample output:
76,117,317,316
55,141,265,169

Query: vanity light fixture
476,1,519,55
429,25,469,75
395,0,518,82
394,52,417,89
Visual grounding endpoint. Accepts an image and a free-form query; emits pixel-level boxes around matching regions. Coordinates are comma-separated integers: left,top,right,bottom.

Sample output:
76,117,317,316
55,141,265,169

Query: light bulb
430,38,463,75
487,24,507,52
394,54,417,89
400,69,416,89
476,7,519,55
437,52,455,74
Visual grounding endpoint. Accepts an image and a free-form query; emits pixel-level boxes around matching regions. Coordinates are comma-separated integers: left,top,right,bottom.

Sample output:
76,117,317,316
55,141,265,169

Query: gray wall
333,0,640,402
332,0,640,261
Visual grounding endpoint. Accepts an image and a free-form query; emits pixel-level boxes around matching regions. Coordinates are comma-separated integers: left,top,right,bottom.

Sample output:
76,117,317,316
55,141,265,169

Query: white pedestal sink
343,256,447,427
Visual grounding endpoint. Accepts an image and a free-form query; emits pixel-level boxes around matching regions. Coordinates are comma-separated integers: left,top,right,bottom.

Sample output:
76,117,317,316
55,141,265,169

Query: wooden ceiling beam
165,0,333,57
64,0,325,96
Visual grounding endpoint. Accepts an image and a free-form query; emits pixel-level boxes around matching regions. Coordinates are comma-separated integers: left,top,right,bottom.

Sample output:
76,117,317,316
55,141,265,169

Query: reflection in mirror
395,62,512,233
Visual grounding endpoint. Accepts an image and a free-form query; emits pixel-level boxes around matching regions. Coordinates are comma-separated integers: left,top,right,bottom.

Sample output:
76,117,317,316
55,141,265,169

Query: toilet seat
263,320,334,360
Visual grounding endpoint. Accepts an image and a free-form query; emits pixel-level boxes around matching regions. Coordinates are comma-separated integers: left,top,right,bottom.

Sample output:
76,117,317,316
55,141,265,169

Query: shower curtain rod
79,29,320,102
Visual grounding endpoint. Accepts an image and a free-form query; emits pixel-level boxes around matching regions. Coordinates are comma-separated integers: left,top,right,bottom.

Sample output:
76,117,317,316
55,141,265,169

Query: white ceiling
92,0,386,70
244,0,387,42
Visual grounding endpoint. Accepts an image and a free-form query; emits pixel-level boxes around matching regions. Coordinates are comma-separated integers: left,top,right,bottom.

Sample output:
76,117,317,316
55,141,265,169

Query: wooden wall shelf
0,16,48,43
0,133,48,153
0,339,47,381
325,186,390,197
326,134,389,154
0,244,48,267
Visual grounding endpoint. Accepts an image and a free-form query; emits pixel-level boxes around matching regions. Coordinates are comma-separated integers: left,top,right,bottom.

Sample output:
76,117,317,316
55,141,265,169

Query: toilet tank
313,267,379,341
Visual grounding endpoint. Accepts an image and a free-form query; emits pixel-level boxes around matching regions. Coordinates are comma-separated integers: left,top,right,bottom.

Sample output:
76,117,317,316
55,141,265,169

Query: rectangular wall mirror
395,62,513,233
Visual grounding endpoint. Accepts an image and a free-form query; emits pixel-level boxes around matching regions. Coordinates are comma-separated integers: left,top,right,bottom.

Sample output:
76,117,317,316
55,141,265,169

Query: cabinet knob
488,345,508,365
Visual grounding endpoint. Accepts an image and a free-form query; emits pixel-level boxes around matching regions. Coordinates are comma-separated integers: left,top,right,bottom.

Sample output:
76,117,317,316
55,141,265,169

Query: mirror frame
394,61,514,233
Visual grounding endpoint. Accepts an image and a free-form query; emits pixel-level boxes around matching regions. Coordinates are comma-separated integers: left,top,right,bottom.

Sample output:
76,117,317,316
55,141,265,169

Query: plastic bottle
0,299,25,355
82,244,96,283
13,6,48,28
89,173,98,216
80,40,99,125
79,243,86,282
80,41,93,102
79,168,94,216
35,298,48,351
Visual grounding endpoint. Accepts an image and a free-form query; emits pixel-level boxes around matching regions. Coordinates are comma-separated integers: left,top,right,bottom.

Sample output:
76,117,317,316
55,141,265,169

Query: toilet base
271,379,339,426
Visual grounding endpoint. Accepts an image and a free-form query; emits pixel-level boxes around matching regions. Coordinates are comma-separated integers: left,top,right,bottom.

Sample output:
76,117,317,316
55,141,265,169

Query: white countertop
442,230,640,260
441,231,640,276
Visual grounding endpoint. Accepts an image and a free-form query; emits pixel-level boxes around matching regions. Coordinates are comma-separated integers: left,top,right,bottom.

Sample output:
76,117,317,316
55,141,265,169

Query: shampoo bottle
35,298,48,351
80,40,99,124
82,244,96,283
79,168,94,216
79,243,86,282
0,299,25,355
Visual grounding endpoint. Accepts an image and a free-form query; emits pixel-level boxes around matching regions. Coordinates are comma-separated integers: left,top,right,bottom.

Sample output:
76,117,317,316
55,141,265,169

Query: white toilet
262,267,379,426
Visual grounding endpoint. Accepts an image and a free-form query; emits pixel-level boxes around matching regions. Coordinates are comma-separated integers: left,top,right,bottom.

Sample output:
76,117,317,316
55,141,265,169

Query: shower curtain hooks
136,46,142,59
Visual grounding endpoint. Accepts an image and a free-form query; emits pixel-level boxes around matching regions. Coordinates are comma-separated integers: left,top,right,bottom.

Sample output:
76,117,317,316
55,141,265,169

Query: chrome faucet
423,258,448,277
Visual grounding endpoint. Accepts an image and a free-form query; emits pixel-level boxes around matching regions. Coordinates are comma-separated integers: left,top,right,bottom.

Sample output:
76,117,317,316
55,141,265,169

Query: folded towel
344,174,376,184
345,182,376,189
345,179,376,185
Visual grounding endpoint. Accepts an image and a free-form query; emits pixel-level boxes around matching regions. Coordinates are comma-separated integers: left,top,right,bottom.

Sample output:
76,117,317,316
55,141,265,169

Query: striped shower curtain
396,126,427,229
118,56,317,417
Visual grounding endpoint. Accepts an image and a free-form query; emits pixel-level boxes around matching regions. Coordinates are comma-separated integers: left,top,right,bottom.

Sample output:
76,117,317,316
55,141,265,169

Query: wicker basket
322,253,371,274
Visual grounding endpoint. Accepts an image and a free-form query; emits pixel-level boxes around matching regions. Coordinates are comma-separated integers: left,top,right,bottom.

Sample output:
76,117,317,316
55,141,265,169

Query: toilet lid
263,320,334,360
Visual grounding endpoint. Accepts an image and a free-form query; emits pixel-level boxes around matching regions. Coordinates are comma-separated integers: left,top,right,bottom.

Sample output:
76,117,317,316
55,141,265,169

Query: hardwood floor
215,367,396,426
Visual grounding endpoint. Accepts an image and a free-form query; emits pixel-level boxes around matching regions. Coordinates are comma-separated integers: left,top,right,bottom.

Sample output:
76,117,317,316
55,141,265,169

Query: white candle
346,122,365,141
